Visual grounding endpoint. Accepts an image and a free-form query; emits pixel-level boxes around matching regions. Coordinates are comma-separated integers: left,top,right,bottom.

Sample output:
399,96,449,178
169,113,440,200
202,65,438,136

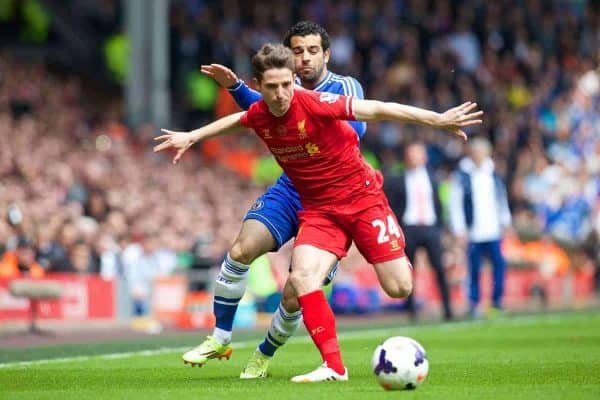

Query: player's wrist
227,80,243,91
432,112,444,128
189,130,202,143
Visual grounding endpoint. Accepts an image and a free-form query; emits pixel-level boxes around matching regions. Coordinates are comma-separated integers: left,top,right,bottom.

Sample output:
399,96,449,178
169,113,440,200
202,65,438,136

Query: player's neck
301,69,329,90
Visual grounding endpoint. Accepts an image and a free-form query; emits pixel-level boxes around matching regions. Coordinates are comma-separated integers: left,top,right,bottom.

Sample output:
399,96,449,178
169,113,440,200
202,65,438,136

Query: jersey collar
295,71,332,92
313,71,332,91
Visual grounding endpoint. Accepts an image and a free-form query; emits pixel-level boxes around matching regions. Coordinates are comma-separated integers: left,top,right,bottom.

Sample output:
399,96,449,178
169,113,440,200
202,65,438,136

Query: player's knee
399,279,413,298
289,267,320,295
288,269,306,290
383,278,413,299
229,239,260,265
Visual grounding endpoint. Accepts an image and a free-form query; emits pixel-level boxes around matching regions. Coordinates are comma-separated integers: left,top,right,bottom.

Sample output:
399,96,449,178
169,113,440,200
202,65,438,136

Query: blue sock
212,253,249,343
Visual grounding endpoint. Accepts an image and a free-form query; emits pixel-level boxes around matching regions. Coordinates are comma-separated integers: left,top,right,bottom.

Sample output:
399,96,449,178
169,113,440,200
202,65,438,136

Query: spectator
121,232,162,316
383,142,453,321
68,240,99,275
449,138,512,318
96,230,122,280
0,236,45,278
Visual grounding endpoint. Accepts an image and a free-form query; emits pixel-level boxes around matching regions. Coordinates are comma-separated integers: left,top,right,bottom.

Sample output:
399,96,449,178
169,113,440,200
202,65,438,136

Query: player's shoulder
296,89,341,107
243,99,271,125
329,71,361,86
247,98,269,115
321,71,364,97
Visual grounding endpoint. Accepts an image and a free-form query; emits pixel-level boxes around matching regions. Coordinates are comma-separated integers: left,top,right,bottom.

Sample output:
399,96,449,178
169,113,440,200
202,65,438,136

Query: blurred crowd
0,56,265,295
1,0,600,295
169,0,600,275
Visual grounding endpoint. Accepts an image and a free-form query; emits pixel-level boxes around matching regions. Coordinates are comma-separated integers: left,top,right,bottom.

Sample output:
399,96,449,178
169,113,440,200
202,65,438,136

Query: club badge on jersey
319,92,340,104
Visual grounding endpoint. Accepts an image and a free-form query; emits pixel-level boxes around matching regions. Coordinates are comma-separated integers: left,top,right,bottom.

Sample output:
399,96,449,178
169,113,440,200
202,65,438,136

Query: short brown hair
251,43,295,82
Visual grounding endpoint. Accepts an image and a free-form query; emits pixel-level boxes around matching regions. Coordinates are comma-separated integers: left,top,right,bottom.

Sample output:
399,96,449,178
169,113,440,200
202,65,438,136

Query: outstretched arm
153,112,245,164
353,100,483,140
201,64,262,110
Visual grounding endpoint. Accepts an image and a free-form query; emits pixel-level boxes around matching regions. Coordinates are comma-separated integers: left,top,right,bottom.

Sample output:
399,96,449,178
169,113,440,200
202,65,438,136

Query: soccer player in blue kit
183,21,367,378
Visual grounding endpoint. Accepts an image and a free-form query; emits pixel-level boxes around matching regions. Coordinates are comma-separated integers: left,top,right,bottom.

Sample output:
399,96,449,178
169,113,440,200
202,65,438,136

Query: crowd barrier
0,265,595,325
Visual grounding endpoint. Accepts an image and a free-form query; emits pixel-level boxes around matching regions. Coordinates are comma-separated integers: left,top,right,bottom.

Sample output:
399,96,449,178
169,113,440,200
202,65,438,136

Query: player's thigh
349,198,412,298
230,219,277,265
350,197,406,265
291,210,349,294
373,257,413,299
290,244,339,295
243,182,302,252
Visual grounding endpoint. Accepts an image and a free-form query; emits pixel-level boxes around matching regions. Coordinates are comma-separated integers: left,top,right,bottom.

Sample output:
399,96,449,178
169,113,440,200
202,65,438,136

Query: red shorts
294,193,406,264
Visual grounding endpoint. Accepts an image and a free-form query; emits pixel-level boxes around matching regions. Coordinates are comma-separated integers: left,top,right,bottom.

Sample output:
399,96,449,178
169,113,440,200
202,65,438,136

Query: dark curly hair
283,21,330,51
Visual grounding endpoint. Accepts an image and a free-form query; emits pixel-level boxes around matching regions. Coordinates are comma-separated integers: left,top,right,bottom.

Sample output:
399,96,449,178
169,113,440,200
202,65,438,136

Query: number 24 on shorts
372,215,401,244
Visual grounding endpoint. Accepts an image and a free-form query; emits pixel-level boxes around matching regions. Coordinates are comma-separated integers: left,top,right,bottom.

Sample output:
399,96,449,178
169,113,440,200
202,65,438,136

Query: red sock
298,290,345,375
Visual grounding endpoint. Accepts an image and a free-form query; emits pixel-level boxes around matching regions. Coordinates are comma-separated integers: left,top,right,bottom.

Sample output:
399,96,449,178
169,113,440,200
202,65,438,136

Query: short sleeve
303,91,356,121
239,111,250,127
239,102,260,128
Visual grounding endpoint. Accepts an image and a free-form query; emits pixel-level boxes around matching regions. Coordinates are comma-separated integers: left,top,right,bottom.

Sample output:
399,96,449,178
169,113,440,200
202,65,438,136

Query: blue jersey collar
295,71,332,91
313,71,332,91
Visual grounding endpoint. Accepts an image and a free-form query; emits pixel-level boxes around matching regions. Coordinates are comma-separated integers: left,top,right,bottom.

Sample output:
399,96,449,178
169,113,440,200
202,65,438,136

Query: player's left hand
438,102,483,140
153,129,195,164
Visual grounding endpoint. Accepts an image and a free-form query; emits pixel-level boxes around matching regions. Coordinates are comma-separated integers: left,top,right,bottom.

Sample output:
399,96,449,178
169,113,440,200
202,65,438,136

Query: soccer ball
372,336,429,390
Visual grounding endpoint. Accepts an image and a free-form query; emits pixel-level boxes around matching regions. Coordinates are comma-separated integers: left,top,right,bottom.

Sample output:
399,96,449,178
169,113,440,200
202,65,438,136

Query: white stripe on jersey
313,71,333,91
330,75,358,97
330,75,350,96
346,76,359,97
296,71,360,99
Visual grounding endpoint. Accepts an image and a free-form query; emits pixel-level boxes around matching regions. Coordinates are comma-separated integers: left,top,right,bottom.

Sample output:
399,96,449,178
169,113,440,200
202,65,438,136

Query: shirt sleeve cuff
227,80,244,92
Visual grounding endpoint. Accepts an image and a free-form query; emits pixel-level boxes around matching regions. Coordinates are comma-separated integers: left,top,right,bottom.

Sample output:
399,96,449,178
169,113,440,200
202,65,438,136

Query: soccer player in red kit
155,43,482,382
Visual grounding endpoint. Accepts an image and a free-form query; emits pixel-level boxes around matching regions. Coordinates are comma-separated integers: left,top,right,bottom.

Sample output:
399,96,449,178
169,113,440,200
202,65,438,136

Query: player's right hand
153,129,195,164
200,64,239,87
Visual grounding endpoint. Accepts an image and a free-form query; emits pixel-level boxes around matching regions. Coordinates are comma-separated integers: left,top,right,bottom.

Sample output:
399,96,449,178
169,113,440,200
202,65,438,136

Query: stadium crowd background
1,0,599,311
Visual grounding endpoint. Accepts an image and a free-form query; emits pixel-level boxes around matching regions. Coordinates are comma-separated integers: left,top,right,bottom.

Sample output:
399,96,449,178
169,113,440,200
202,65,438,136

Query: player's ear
323,48,330,64
253,77,260,89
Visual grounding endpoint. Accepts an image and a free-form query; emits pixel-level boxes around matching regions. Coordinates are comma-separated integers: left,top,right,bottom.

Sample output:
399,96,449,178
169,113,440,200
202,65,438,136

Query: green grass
2,312,600,399
0,330,265,364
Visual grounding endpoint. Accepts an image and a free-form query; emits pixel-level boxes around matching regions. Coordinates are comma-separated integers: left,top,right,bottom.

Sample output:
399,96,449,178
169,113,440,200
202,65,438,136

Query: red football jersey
240,90,380,209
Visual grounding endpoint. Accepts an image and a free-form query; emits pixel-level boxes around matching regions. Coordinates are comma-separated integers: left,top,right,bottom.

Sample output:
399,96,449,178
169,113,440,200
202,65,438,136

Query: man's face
469,145,488,166
70,243,91,273
405,144,427,168
255,68,295,117
16,246,35,266
289,34,329,87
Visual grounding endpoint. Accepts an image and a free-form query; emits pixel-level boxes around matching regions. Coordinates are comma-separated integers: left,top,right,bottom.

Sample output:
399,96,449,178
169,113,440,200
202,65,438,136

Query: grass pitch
1,312,599,400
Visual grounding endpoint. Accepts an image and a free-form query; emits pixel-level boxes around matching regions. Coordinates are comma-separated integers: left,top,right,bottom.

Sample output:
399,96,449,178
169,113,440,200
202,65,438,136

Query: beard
298,64,324,85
